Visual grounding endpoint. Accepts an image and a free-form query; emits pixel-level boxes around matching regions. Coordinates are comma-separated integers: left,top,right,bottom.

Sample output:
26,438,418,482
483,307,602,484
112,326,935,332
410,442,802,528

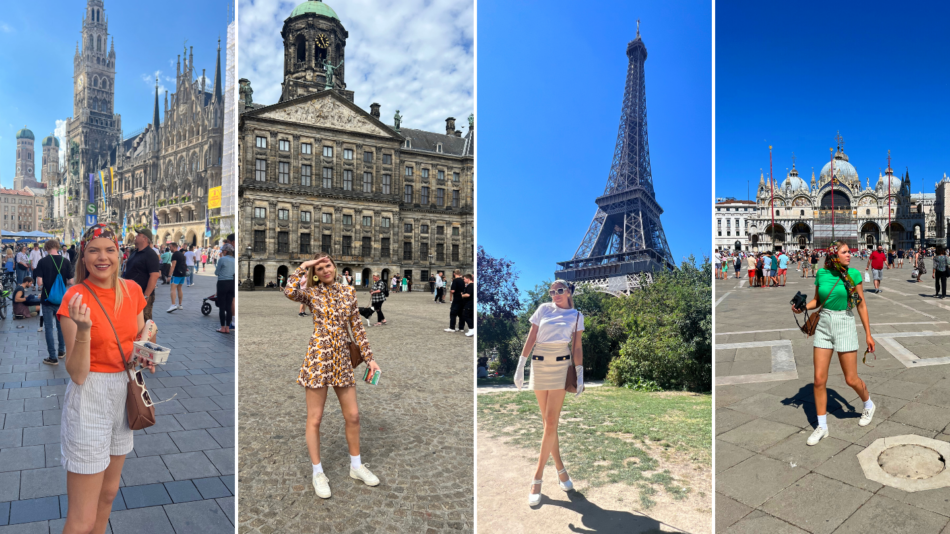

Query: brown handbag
345,308,364,369
796,276,841,337
565,311,582,392
81,282,156,430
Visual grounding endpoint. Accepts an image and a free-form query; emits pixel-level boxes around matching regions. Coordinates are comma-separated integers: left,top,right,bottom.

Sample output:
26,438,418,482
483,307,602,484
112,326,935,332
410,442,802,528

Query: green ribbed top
290,0,339,20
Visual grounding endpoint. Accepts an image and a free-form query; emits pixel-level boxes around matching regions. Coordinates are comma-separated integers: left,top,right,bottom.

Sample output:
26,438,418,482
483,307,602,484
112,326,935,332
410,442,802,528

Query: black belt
532,355,571,361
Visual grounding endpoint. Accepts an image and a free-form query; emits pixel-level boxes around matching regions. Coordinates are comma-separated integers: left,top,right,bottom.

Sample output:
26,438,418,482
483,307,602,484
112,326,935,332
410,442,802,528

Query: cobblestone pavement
0,269,235,533
716,265,950,533
238,290,474,533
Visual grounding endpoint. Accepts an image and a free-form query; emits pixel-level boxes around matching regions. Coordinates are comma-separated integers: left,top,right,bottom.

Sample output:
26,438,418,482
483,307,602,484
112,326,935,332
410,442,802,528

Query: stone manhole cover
878,444,946,479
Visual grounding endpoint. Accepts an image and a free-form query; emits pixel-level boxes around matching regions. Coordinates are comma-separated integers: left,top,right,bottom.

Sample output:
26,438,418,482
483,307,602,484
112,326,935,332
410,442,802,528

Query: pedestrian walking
57,223,156,534
714,249,722,280
777,250,789,286
866,244,886,293
514,280,585,505
215,245,235,333
401,275,408,293
934,247,948,298
167,243,187,312
462,273,475,337
185,245,197,286
445,269,465,332
160,247,172,284
897,248,904,268
370,273,387,325
734,254,742,279
810,249,819,278
792,241,875,446
915,247,927,283
282,254,383,499
747,253,757,286
121,230,161,322
15,245,30,285
435,271,445,303
202,250,208,272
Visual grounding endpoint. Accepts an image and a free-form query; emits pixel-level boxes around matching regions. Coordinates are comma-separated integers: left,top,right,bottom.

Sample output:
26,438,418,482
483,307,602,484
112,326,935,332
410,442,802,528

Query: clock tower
280,0,352,102
14,127,36,191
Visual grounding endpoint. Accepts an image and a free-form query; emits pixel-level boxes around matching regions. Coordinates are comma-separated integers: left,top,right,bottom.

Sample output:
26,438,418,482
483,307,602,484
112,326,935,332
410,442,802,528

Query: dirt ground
477,433,711,534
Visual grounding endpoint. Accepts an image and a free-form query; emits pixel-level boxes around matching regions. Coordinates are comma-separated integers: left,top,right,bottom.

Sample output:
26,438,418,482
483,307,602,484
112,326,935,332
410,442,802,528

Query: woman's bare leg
63,471,104,534
334,386,361,456
813,347,834,416
838,351,870,402
533,389,567,485
305,387,329,465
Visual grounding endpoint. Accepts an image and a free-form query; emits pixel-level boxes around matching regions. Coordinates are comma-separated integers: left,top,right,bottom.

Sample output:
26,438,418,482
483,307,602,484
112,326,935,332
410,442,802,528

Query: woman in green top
792,241,876,446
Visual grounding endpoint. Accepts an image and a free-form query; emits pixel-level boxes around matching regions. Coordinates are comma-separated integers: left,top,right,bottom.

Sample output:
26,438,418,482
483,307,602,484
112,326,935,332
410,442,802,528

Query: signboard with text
208,186,222,210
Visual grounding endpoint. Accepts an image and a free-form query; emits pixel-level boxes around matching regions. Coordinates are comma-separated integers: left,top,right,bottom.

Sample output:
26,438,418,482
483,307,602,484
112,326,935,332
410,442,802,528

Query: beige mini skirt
529,343,572,391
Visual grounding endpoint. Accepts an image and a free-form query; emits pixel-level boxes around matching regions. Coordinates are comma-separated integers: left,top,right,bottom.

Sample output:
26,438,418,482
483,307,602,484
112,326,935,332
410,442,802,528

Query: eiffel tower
555,24,675,296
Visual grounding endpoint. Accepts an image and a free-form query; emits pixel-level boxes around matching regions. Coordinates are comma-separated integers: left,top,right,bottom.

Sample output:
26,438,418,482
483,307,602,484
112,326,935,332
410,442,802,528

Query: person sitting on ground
13,277,41,318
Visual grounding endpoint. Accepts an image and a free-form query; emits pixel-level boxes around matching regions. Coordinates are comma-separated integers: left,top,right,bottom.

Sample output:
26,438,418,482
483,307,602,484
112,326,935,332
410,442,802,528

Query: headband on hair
80,224,119,254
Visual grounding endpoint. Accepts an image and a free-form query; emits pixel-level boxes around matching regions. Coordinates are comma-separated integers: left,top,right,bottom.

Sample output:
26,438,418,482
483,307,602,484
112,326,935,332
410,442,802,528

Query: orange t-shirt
57,280,146,373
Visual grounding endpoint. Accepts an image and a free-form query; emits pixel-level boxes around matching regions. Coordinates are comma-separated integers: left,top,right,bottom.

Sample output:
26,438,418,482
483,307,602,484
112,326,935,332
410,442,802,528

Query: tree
476,246,521,320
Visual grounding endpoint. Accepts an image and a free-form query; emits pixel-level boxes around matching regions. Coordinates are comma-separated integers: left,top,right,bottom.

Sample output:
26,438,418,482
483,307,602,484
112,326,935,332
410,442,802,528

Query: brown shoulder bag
565,311,582,392
82,282,156,430
345,302,364,369
796,276,841,337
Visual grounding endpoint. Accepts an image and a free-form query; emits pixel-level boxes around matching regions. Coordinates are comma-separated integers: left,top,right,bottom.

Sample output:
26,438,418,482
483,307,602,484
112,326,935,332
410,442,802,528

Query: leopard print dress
284,267,374,388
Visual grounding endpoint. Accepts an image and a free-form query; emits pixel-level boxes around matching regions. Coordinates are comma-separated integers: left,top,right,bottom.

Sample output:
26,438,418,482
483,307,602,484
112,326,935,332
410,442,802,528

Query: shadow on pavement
781,385,858,427
539,491,676,533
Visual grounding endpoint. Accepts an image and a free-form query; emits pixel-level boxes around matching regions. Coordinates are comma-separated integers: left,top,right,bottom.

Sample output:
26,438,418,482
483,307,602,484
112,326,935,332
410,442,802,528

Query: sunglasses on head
549,288,570,296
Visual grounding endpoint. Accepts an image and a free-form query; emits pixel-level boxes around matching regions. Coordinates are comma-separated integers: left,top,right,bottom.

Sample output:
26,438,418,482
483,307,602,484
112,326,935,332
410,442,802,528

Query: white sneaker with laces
859,403,876,427
312,472,331,498
166,305,177,313
349,464,380,486
444,328,458,333
806,426,828,446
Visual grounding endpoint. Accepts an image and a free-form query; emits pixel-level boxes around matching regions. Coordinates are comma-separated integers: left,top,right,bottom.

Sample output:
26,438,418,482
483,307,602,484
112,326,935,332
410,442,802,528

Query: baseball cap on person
136,228,153,242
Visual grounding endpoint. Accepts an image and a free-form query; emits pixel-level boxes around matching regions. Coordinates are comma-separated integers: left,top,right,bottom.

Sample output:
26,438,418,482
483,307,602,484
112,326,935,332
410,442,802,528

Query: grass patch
478,387,711,508
477,369,530,387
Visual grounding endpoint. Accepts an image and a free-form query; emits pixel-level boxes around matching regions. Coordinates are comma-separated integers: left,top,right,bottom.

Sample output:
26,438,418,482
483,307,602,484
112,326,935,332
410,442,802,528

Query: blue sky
717,0,950,201
477,0,712,292
0,1,230,189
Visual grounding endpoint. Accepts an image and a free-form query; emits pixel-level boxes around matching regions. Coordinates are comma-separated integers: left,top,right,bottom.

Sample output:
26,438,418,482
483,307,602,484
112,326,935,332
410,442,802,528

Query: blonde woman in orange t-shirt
57,224,154,534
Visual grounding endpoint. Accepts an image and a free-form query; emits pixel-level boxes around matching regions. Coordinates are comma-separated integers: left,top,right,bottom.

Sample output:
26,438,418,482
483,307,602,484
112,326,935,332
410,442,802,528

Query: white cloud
238,0,473,134
55,120,69,167
142,70,170,99
0,23,12,33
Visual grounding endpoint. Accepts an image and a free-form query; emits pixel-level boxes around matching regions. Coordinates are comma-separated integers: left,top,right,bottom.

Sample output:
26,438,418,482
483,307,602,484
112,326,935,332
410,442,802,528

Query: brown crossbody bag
82,282,157,430
796,277,841,337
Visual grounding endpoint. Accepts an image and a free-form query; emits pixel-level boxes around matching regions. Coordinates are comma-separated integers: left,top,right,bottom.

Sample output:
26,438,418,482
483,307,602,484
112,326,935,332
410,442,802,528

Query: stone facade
714,199,756,252
0,189,44,233
238,1,473,289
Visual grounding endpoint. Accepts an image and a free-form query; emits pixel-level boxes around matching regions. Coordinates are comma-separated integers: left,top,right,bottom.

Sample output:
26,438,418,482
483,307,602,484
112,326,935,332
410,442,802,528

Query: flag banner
152,208,159,235
110,167,115,192
208,186,222,209
88,174,95,201
99,170,108,204
205,208,212,238
122,218,127,241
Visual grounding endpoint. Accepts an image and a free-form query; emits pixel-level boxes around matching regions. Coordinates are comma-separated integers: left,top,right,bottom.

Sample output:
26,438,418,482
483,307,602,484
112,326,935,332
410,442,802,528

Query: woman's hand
792,304,804,314
367,359,381,375
866,335,876,353
300,257,332,270
68,293,92,331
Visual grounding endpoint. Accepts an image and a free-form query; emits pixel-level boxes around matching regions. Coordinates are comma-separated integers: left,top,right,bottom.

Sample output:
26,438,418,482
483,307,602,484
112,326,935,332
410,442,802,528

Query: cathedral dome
41,135,59,148
780,166,808,192
819,152,858,185
290,0,339,20
878,172,902,193
15,127,34,140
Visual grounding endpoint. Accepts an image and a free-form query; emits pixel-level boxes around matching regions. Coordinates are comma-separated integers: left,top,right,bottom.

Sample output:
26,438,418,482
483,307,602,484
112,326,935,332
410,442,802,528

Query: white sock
312,463,323,475
817,414,828,429
864,398,874,411
350,454,361,469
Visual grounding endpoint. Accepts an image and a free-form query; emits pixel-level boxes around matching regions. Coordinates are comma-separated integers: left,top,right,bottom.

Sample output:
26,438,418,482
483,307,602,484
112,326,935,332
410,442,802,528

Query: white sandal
557,468,574,491
528,479,542,506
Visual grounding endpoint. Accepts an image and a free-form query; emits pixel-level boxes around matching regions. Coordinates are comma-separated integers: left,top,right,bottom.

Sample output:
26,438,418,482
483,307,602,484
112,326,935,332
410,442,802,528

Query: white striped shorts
60,371,134,474
813,309,859,353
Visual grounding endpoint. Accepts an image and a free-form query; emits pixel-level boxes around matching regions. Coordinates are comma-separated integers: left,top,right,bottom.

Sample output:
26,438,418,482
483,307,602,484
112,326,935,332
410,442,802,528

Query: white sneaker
528,480,542,506
465,330,475,337
312,472,331,499
349,464,380,486
178,305,183,310
166,305,177,313
37,327,43,332
444,328,458,333
859,403,876,427
806,426,829,446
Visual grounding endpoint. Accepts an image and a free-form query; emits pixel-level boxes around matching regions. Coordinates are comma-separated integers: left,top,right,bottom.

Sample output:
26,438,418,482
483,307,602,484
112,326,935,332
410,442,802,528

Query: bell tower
280,0,352,102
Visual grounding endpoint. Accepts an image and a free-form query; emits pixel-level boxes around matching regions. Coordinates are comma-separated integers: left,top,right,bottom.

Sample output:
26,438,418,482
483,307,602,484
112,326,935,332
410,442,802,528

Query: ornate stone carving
257,97,387,136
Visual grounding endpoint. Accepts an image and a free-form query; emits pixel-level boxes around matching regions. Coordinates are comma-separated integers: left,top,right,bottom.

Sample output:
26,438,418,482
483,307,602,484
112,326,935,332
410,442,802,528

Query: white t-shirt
29,249,46,269
714,252,721,265
184,251,196,267
529,303,585,344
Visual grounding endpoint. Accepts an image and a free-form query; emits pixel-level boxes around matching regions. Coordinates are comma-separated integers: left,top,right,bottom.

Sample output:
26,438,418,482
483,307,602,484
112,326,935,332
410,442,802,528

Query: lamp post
428,253,434,293
242,245,254,291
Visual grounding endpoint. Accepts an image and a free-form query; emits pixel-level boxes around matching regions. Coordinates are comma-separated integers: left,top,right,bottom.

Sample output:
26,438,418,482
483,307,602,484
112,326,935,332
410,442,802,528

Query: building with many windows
238,0,474,288
714,198,755,252
0,189,45,233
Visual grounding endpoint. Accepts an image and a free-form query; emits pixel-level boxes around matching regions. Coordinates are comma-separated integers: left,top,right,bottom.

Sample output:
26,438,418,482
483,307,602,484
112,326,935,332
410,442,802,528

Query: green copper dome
290,0,339,20
16,127,34,140
41,135,60,148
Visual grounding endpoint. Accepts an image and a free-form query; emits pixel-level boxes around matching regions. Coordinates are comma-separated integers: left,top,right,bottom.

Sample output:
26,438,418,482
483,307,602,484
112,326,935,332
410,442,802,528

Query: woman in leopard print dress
283,253,382,499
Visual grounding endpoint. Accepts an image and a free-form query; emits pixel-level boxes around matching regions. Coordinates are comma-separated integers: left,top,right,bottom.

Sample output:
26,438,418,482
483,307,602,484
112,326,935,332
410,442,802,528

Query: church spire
213,37,223,102
153,76,161,132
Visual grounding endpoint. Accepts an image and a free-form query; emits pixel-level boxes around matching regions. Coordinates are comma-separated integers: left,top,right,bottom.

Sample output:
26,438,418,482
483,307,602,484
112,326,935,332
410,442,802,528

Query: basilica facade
742,138,932,252
238,0,474,289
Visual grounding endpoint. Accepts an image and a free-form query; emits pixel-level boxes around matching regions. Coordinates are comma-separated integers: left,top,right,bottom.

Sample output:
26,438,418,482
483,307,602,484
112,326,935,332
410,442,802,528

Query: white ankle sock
350,454,361,469
312,463,323,475
817,414,828,429
864,398,874,410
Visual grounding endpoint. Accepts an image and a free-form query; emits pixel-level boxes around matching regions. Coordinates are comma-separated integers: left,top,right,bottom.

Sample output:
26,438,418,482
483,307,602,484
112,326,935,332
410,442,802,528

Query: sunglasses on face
549,288,570,296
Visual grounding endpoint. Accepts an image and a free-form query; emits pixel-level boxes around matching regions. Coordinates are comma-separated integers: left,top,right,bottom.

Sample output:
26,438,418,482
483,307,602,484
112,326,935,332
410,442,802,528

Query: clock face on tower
316,34,329,49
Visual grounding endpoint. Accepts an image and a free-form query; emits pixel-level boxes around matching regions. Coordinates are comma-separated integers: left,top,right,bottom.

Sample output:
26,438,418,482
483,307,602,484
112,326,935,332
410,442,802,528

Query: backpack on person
45,256,67,306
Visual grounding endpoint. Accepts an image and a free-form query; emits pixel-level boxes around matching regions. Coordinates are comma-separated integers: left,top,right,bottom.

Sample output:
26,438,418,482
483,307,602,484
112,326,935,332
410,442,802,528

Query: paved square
0,271,234,532
716,266,950,532
238,289,474,534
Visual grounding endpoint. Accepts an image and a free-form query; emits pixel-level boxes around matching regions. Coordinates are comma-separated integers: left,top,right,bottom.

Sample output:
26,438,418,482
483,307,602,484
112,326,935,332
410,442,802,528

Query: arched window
93,76,99,88
97,36,101,52
296,35,306,62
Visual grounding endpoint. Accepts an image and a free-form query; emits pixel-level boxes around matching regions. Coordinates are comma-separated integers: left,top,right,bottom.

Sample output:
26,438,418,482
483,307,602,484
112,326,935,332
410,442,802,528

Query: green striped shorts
813,309,859,353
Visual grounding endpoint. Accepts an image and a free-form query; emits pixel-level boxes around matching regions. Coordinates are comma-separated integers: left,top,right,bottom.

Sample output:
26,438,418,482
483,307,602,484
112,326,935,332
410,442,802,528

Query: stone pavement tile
719,418,801,452
131,433,180,457
8,497,60,525
155,377,194,389
0,521,49,534
7,390,39,401
184,375,221,386
38,386,64,398
0,472,19,502
161,452,220,481
890,402,950,432
0,502,7,526
856,420,937,448
715,493,752,532
167,430,219,453
208,396,233,411
205,427,233,449
761,472,872,534
834,494,949,534
208,385,232,396
812,443,883,492
0,428,22,448
872,378,932,401
21,425,59,447
206,410,232,428
878,485,950,519
717,349,736,363
153,400,187,416
0,446,45,473
717,409,756,436
896,366,950,386
716,441,755,474
729,360,772,376
192,477,229,499
162,480,202,504
728,393,788,418
120,456,173,487
761,403,816,430
762,433,850,470
916,386,950,409
41,410,60,427
716,385,761,408
141,417,183,435
203,448,233,476
219,475,234,494
3,412,43,430
0,375,26,385
109,505,175,534
149,387,189,402
723,510,808,534
214,496,234,524
763,379,817,404
0,400,24,414
120,484,172,510
44,444,60,468
177,397,221,413
164,499,233,533
21,397,56,413
179,386,214,399
172,412,220,431
18,467,66,500
717,455,808,508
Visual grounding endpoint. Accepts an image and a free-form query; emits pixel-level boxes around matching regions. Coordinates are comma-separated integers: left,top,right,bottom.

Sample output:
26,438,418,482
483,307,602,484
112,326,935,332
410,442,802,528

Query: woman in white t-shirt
513,280,585,506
